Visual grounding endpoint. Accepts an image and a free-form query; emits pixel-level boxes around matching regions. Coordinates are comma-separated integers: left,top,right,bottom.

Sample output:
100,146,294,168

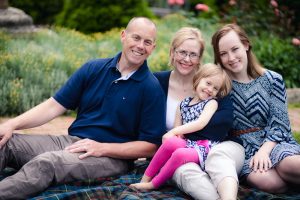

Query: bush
55,0,155,33
252,33,300,88
0,14,299,116
9,0,63,24
219,0,299,37
0,28,99,115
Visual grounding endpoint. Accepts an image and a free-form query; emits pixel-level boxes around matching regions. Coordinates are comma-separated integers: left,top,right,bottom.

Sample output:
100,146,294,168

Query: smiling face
172,39,201,76
218,30,249,77
120,18,156,69
195,74,223,100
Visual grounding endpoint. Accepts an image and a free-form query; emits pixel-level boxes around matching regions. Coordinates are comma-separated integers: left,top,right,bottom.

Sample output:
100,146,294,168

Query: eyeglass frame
175,49,200,62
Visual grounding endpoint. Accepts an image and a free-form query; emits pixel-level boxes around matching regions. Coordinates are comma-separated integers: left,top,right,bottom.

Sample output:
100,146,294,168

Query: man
0,17,166,199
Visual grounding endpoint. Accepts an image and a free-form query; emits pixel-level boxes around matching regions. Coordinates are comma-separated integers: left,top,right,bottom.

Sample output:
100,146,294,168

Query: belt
231,127,262,137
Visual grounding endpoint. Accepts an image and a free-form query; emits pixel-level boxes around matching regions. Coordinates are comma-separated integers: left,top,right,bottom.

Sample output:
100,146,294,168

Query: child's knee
162,137,184,151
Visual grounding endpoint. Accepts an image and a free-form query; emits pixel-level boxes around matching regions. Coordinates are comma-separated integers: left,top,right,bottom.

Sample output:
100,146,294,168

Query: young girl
130,63,232,190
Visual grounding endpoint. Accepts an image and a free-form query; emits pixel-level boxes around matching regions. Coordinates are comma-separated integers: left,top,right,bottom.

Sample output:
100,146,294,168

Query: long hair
211,24,264,78
169,27,205,69
193,63,232,98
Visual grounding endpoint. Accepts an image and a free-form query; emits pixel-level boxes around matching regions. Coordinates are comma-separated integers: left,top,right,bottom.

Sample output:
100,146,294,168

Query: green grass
293,132,300,143
288,103,300,109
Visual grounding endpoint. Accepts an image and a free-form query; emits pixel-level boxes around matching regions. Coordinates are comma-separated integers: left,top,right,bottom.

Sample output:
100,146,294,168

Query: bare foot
129,182,155,190
140,175,152,183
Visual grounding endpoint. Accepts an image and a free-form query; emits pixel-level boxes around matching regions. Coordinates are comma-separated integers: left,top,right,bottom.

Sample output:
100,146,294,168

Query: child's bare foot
129,182,155,190
140,175,151,183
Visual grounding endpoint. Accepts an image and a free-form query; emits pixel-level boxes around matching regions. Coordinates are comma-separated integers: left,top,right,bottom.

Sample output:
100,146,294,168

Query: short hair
169,27,205,69
193,63,232,98
211,23,264,79
125,17,157,40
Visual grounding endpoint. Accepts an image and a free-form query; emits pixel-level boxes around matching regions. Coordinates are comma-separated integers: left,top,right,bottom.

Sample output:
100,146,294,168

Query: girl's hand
249,149,272,173
162,131,176,142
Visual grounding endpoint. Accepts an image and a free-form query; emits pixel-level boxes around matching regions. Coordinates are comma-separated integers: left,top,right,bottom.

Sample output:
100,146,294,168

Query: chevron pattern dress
230,70,300,178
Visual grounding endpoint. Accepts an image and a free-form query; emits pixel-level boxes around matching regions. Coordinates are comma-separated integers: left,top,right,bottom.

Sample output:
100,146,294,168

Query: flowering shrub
168,0,185,6
292,38,300,46
195,4,209,12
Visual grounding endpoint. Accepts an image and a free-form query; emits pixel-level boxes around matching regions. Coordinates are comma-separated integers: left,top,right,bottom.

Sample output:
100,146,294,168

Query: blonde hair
169,27,205,69
193,63,232,98
211,23,264,79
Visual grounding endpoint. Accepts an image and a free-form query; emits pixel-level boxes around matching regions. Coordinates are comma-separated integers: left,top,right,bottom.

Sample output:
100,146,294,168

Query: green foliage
9,0,63,24
289,103,300,109
0,28,100,115
55,0,155,33
189,0,219,18
219,0,299,37
0,14,299,116
252,34,300,88
293,132,300,144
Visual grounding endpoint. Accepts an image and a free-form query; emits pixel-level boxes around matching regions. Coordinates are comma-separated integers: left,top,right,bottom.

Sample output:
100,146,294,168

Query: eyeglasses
175,50,200,62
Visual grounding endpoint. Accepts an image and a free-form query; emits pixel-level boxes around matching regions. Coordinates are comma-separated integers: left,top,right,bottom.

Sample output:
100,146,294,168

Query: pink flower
176,0,185,6
168,0,176,6
229,0,237,6
270,0,278,8
292,38,300,46
195,3,209,12
274,8,280,16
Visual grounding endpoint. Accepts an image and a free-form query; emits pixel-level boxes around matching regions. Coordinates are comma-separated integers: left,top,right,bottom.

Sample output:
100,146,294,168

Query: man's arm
66,139,158,159
0,97,67,147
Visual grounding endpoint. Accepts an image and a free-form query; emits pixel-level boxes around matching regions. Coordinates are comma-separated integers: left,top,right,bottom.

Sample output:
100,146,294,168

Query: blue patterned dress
180,97,218,170
230,70,300,177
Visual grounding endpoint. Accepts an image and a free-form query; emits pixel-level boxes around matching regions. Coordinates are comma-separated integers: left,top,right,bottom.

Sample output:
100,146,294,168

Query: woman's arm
251,72,292,172
198,95,233,141
263,72,292,143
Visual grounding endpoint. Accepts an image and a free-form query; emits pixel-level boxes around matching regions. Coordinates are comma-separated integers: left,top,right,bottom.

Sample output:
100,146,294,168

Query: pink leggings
145,136,201,188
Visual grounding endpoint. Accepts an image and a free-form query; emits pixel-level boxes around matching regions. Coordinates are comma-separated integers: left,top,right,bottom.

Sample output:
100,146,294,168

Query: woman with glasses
130,62,232,191
136,27,244,199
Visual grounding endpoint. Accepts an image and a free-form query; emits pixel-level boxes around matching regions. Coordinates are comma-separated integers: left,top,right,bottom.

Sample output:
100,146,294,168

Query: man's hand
0,122,14,148
65,139,109,159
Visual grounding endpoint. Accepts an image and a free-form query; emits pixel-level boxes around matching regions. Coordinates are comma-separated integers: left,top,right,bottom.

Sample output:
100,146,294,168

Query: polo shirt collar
110,52,149,82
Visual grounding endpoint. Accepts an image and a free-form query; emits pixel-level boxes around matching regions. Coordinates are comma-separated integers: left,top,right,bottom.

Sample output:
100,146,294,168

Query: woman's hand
250,141,276,172
249,147,272,173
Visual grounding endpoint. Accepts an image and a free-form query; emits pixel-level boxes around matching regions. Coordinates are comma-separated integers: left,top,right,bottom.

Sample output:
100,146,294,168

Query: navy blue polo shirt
53,52,166,145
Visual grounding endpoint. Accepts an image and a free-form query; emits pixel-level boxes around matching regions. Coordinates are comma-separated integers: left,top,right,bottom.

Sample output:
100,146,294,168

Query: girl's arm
168,99,218,137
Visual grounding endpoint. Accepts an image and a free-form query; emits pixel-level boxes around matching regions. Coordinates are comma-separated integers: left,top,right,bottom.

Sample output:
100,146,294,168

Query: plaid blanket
1,160,299,200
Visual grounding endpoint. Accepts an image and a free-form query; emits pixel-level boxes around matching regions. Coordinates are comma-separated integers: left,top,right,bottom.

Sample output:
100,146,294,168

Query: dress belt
231,127,262,137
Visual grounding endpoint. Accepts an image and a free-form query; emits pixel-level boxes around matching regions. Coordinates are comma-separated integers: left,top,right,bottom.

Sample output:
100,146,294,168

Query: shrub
219,0,299,37
55,0,155,33
9,0,63,24
0,14,299,116
252,33,300,88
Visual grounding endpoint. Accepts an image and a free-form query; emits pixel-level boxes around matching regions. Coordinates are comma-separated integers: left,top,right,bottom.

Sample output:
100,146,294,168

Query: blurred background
0,0,299,118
